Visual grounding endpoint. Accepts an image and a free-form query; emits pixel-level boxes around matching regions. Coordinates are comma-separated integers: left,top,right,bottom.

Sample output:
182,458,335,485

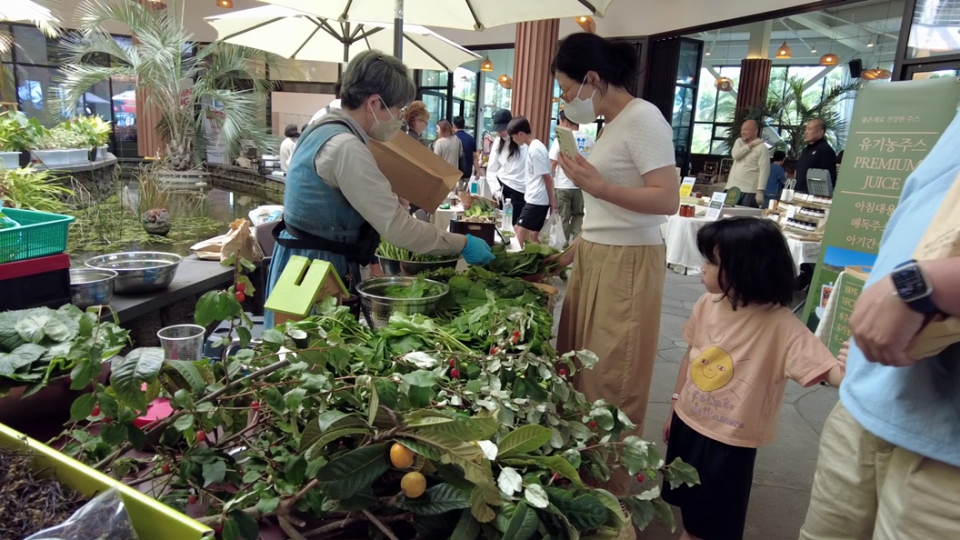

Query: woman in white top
552,32,680,496
432,120,462,169
484,109,527,225
279,124,299,172
507,116,556,245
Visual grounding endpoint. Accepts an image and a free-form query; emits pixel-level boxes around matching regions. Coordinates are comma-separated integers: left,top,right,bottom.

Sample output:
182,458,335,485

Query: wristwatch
891,260,939,314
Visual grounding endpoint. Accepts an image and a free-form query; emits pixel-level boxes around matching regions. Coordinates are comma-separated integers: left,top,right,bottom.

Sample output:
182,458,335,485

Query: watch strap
906,294,940,315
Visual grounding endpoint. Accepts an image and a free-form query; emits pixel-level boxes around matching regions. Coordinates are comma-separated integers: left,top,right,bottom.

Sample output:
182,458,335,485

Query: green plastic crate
0,207,75,263
0,423,211,540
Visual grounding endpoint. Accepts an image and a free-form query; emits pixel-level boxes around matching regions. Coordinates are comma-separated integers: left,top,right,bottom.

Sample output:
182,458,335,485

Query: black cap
492,109,512,131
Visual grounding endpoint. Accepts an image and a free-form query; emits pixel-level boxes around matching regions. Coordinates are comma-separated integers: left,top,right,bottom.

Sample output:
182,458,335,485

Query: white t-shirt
524,139,552,205
484,137,527,194
549,130,595,190
582,98,676,246
310,99,342,124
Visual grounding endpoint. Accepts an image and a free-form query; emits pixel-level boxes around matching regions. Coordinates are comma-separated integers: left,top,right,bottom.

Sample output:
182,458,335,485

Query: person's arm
317,136,467,255
850,257,960,366
662,347,692,443
731,138,750,160
485,139,502,196
544,173,557,212
756,148,770,199
548,139,560,176
559,157,680,216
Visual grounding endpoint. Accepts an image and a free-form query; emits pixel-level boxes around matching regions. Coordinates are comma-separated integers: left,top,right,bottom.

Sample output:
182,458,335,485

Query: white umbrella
260,0,615,57
206,5,480,72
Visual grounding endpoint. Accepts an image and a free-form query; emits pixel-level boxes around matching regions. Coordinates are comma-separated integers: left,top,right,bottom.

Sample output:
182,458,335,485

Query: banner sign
802,78,960,328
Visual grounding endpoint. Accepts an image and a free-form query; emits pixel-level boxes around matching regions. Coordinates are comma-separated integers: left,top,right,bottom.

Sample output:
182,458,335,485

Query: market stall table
785,235,822,272
661,214,713,275
432,204,463,233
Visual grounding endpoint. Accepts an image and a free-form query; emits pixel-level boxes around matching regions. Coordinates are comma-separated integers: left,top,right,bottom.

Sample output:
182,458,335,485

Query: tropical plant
65,116,113,148
35,127,90,150
57,0,283,171
0,166,73,212
726,77,858,157
0,111,49,152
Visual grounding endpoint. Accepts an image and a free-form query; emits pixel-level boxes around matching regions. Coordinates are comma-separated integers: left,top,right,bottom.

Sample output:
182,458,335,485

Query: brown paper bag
369,134,462,212
190,235,228,261
220,219,263,264
906,171,960,359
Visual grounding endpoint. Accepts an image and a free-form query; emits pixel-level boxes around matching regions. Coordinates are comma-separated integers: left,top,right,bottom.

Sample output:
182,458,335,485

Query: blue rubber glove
461,234,494,265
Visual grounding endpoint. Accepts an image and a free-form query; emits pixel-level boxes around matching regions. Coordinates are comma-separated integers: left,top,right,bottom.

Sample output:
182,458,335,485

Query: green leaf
652,500,677,533
367,381,379,426
470,487,497,523
110,348,164,412
203,461,227,487
664,457,700,489
451,508,481,540
523,483,549,509
195,291,222,327
263,386,286,414
374,378,399,409
300,411,367,450
174,414,195,432
408,385,436,408
621,436,660,476
16,312,74,343
394,483,471,515
627,498,655,531
576,350,600,370
503,456,584,488
396,438,442,461
0,343,46,374
255,497,280,516
497,425,553,458
69,393,97,421
236,326,252,348
590,408,615,431
285,454,308,485
316,442,390,500
101,422,126,446
228,509,260,540
402,370,439,388
501,501,540,540
416,416,500,442
302,427,371,458
222,518,241,540
565,494,609,530
284,388,307,410
167,360,206,395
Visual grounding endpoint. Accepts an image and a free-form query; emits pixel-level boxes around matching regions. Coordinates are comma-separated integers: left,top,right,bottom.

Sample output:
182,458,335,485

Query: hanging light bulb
479,57,494,72
705,51,711,56
861,68,891,80
810,47,817,53
216,0,233,7
575,16,596,33
498,74,512,89
715,77,733,92
819,53,839,66
776,41,792,59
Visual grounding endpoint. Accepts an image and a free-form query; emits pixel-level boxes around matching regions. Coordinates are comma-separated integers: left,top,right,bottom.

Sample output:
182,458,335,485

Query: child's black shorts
661,413,757,540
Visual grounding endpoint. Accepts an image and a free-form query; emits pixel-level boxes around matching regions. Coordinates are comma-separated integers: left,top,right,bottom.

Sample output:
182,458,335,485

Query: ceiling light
575,16,596,33
715,77,734,92
867,40,874,48
811,48,817,53
776,41,792,59
216,0,233,7
705,51,711,56
861,68,891,80
479,56,493,72
498,75,512,90
819,53,839,66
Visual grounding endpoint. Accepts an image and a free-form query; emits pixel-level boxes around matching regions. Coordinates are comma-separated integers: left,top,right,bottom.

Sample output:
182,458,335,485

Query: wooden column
736,58,772,111
135,0,165,158
512,19,559,142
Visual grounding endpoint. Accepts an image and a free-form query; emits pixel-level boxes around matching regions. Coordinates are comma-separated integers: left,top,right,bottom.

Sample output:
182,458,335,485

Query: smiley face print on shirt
691,346,735,391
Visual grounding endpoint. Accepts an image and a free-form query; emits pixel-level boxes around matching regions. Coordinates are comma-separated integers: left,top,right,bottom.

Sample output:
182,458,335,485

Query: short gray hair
340,50,415,110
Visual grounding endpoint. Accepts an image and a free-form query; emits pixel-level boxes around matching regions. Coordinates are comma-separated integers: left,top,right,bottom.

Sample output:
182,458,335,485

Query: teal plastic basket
0,208,75,264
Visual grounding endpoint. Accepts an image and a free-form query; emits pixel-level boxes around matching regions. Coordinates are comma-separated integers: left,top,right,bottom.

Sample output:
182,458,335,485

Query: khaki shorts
800,401,960,540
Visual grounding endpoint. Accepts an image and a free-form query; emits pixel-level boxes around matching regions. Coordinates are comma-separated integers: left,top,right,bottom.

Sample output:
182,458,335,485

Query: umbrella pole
393,0,404,59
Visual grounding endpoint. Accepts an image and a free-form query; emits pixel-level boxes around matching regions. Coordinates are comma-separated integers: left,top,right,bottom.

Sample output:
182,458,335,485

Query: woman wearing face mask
484,109,527,225
551,33,680,495
264,51,494,327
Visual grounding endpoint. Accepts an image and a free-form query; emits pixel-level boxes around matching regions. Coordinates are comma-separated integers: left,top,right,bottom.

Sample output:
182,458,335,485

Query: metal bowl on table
85,252,182,295
69,268,118,309
356,276,449,329
376,256,460,277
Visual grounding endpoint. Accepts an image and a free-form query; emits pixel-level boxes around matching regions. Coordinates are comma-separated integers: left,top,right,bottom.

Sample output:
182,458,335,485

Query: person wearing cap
484,109,527,225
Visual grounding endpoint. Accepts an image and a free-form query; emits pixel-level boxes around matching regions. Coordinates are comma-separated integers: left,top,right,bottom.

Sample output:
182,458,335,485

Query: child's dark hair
697,217,796,309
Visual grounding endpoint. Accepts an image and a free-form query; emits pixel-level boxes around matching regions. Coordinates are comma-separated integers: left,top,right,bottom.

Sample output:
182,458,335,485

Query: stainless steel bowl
356,276,449,329
85,252,182,295
69,268,118,309
377,256,460,277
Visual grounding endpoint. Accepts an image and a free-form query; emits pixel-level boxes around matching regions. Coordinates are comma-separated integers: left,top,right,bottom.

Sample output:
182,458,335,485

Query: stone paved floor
554,270,838,540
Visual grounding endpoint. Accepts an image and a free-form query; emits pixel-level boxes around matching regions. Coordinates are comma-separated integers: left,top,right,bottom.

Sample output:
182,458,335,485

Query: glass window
0,63,14,108
111,75,138,158
13,26,59,66
16,65,62,125
677,41,700,85
907,0,960,59
421,92,444,141
420,70,448,88
0,25,11,62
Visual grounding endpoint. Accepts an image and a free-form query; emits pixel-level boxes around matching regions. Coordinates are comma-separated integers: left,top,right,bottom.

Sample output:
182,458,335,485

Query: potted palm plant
58,0,280,186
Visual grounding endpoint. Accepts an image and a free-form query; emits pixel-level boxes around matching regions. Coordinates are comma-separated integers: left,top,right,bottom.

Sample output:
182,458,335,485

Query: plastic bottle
501,199,513,230
469,176,479,195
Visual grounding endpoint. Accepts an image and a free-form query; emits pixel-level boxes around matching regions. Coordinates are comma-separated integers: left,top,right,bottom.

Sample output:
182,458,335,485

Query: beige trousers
800,401,960,540
558,240,666,495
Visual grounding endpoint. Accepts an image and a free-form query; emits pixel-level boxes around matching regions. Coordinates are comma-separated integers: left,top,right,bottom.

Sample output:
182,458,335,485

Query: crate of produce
0,422,211,540
0,207,75,263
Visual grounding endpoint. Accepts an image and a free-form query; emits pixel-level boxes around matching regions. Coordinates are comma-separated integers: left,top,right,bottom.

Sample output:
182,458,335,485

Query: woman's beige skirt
557,240,666,495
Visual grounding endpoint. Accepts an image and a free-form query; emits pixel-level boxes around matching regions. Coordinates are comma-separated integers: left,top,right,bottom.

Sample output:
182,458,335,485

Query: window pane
692,123,712,154
76,79,111,121
677,41,699,85
907,0,960,59
0,63,14,107
16,65,61,126
0,25,10,62
715,90,736,122
696,68,716,123
421,93,444,141
672,85,694,128
13,26,59,66
111,75,138,159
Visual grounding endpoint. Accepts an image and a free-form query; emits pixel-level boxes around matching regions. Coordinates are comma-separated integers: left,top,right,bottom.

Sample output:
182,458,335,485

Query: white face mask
368,98,403,142
563,77,598,125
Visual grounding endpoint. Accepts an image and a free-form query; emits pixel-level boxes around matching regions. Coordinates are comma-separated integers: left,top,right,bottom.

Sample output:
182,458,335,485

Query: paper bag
369,133,463,212
221,219,263,264
190,235,228,261
906,171,960,359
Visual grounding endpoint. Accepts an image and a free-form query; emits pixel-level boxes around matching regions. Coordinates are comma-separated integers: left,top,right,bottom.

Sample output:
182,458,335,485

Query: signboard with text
802,78,960,328
826,269,867,356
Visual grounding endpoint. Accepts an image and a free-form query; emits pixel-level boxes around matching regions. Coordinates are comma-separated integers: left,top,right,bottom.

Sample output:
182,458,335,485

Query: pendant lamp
479,57,493,72
498,74,512,90
861,68,892,80
819,53,839,66
575,16,596,33
715,77,733,92
776,41,792,59
216,0,232,7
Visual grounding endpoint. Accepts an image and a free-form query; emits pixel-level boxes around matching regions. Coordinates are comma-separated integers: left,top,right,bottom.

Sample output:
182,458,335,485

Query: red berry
235,291,246,302
91,406,100,417
449,358,456,367
236,282,246,293
450,368,460,379
511,331,521,344
188,494,198,504
196,431,207,442
214,525,223,534
490,346,499,355
636,473,645,483
588,421,597,429
551,473,560,483
251,401,260,411
161,463,171,475
558,367,568,377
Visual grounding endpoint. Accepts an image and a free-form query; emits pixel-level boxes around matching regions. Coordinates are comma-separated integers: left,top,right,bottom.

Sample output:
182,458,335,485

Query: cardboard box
369,134,462,212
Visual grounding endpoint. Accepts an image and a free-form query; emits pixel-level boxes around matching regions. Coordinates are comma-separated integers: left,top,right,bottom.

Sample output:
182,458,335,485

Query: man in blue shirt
453,117,476,181
800,111,960,539
765,150,787,204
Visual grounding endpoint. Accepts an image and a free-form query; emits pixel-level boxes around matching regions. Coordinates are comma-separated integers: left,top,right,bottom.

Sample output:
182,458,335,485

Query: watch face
893,266,929,300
